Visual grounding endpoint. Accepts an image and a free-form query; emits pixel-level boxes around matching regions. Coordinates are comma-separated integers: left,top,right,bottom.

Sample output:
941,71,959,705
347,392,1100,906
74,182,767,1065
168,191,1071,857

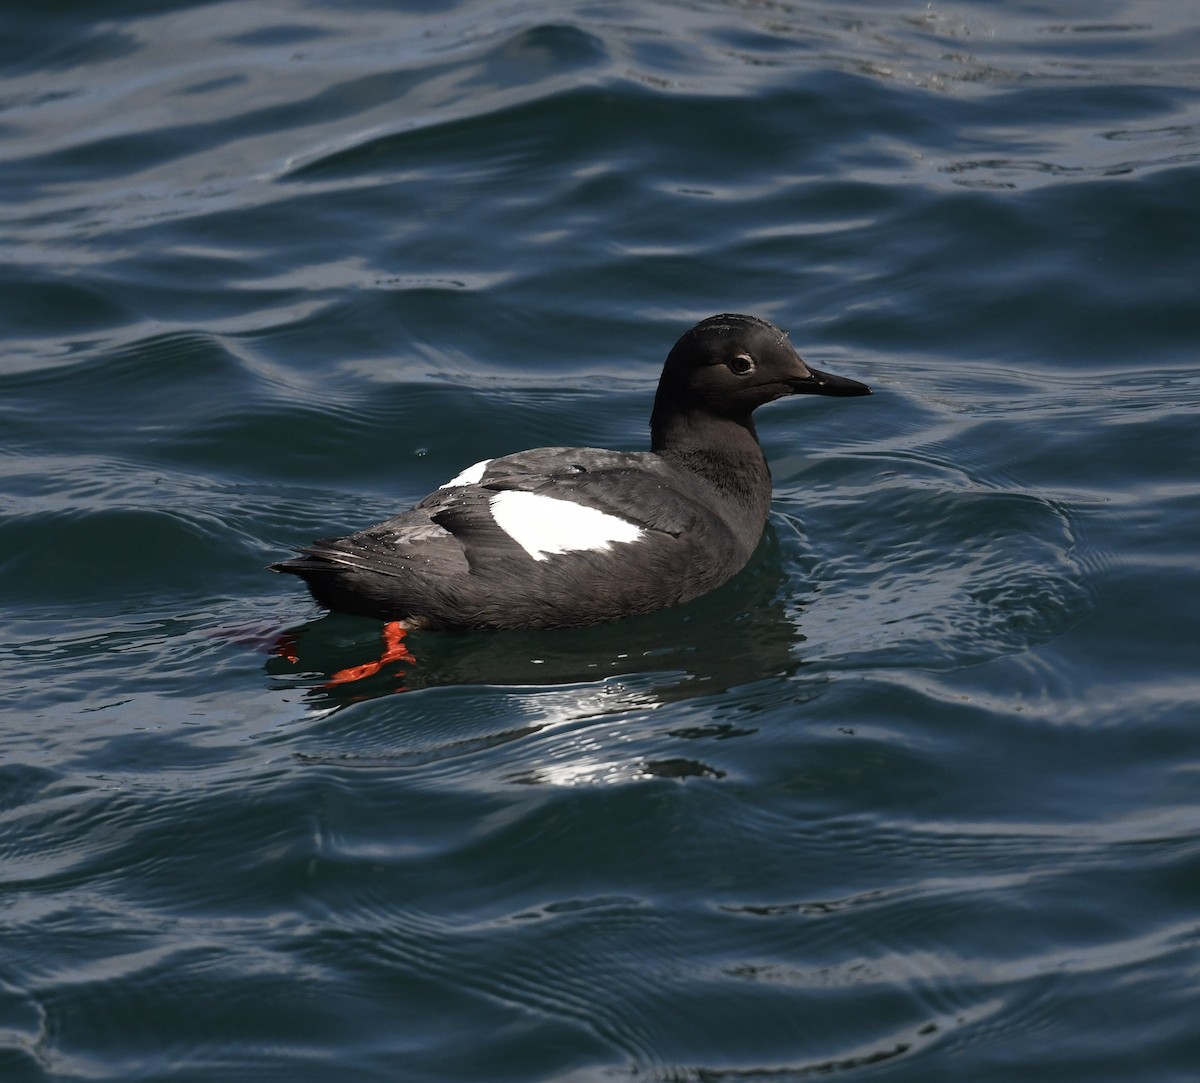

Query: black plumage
271,314,871,630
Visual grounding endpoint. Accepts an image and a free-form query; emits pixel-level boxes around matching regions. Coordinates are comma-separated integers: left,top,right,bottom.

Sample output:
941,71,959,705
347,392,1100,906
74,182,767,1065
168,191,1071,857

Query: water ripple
3,1,1199,1080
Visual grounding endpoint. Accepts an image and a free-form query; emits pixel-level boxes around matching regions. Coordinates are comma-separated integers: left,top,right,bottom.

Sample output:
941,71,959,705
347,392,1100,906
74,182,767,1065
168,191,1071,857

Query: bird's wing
417,448,714,541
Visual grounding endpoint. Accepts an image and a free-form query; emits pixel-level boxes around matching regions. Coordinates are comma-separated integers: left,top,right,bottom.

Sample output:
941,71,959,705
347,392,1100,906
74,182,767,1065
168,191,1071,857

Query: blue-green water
3,1,1199,1079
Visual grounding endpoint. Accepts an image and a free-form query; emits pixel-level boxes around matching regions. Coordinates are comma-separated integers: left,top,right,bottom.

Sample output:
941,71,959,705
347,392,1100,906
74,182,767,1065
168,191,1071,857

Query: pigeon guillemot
271,314,870,678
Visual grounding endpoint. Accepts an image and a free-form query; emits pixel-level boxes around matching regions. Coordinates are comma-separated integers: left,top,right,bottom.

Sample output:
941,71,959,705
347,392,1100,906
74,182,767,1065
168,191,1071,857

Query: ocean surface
2,1,1199,1079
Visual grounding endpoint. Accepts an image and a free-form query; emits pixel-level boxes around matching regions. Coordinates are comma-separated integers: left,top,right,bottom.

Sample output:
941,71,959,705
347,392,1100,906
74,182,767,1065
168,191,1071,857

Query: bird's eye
729,353,754,375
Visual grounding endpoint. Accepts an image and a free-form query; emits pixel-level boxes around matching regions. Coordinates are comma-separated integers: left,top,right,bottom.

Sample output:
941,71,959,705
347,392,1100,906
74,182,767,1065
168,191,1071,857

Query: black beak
788,365,872,397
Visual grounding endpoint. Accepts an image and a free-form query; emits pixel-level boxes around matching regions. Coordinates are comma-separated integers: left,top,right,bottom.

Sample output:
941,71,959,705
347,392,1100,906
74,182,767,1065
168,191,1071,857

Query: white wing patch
439,458,492,489
489,490,645,561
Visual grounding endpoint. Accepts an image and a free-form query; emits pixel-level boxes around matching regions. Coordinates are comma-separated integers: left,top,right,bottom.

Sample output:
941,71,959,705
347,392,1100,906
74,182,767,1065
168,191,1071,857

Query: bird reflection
264,530,812,786
267,528,801,707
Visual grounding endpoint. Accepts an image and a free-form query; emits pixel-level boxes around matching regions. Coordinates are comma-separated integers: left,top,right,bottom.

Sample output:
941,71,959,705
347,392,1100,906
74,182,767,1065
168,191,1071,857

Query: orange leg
325,621,415,686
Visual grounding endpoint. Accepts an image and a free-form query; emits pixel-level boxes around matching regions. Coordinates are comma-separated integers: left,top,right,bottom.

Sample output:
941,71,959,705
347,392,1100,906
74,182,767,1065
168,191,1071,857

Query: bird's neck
651,409,773,521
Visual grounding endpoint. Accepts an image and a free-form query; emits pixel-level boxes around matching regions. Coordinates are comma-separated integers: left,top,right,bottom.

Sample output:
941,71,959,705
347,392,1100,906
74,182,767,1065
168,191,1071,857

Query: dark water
3,1,1199,1079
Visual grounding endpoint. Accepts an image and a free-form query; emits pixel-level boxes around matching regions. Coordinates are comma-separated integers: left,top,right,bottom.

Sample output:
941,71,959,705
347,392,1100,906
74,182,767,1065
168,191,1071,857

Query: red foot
325,621,415,687
271,631,301,664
